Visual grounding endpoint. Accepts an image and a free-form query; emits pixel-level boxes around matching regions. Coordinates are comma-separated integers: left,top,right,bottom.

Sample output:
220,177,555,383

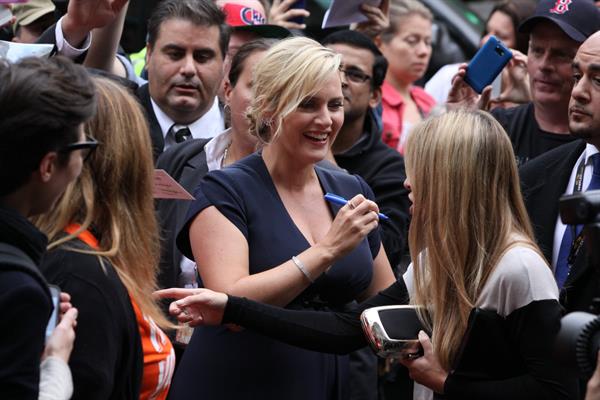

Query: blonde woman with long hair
35,77,175,400
158,110,577,399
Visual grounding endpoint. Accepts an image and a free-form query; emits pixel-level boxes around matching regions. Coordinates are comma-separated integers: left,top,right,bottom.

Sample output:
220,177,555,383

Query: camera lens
554,312,600,377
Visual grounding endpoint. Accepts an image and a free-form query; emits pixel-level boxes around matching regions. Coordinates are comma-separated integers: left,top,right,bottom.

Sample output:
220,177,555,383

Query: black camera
554,190,600,377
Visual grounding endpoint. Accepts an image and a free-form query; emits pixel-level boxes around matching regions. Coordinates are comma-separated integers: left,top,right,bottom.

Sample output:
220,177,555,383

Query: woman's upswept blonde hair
246,36,341,143
34,76,171,329
404,110,540,370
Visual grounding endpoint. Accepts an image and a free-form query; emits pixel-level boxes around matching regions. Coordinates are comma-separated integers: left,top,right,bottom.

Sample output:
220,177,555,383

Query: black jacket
41,239,143,400
155,138,211,290
519,139,599,312
137,83,165,161
335,109,410,268
0,205,52,399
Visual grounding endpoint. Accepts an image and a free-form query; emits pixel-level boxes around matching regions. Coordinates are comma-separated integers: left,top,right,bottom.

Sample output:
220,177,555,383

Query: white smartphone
45,285,60,343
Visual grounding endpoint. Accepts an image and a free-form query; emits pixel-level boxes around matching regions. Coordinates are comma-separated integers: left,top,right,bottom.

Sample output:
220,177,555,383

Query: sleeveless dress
168,153,381,400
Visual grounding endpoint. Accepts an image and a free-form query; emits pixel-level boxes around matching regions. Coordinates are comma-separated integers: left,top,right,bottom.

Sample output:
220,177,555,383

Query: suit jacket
136,83,165,160
155,139,211,290
519,139,599,312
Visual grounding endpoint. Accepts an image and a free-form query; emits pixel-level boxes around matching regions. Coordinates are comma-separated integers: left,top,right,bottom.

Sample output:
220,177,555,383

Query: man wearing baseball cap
218,0,290,58
12,0,56,44
494,0,600,165
450,0,600,166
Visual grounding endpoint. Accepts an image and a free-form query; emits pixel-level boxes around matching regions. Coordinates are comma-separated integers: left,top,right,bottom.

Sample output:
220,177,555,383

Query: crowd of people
2,0,600,399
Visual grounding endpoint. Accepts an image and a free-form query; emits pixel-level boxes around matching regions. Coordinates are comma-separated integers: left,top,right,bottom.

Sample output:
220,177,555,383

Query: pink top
381,81,436,153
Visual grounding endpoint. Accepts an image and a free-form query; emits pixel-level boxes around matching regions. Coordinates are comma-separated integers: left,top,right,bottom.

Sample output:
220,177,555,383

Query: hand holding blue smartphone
289,0,306,25
464,36,513,94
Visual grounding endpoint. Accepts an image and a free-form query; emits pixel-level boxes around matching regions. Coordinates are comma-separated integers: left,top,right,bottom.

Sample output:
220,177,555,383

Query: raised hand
353,0,390,39
268,0,310,30
62,0,129,47
446,64,492,111
489,50,531,109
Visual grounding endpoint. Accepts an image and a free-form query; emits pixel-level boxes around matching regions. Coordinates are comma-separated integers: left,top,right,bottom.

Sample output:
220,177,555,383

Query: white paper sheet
322,0,382,29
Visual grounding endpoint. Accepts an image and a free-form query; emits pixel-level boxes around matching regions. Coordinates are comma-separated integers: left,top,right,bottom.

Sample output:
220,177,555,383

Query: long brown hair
404,110,540,369
35,76,171,329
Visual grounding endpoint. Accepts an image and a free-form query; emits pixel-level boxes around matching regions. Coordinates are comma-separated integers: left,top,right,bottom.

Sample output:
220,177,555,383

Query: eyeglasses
340,68,372,84
59,135,99,162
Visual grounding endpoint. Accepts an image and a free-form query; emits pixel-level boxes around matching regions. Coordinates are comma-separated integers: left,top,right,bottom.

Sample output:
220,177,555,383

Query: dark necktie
555,153,600,289
171,126,192,143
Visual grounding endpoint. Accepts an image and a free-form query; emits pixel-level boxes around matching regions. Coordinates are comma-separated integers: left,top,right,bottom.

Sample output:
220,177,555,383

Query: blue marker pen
324,193,390,221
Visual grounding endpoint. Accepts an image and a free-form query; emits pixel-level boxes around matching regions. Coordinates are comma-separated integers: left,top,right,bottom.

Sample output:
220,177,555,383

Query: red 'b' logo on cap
549,0,572,14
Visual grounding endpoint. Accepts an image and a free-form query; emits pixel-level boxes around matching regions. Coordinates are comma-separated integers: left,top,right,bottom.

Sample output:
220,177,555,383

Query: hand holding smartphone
464,36,513,94
289,0,306,25
45,285,60,343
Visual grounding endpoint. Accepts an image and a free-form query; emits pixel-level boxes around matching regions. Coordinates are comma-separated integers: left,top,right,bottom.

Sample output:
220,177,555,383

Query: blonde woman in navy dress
167,37,396,400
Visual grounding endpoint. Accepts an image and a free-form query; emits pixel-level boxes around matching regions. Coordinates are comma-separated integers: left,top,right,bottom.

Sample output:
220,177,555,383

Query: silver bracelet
292,255,314,283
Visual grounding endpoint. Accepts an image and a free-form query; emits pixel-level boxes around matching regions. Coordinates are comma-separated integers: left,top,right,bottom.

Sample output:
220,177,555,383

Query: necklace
221,142,232,167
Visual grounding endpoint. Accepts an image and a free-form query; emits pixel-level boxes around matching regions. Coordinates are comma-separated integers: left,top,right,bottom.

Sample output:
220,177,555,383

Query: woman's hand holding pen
316,194,380,260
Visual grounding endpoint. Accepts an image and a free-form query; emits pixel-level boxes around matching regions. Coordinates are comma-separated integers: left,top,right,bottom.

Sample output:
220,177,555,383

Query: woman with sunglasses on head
35,76,175,400
159,110,577,399
166,36,396,400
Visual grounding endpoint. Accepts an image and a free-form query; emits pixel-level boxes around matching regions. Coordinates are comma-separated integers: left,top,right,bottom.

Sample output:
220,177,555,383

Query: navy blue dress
169,153,381,400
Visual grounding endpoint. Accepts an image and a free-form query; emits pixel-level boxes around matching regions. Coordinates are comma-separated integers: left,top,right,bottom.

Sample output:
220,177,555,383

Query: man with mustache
520,30,600,313
138,0,229,159
450,0,600,166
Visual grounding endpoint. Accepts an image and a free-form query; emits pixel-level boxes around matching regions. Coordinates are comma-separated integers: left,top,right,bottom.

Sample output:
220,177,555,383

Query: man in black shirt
321,29,411,400
322,30,410,271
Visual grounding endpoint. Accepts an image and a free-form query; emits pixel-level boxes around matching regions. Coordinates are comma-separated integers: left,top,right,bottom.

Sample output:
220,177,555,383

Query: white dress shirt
150,96,224,151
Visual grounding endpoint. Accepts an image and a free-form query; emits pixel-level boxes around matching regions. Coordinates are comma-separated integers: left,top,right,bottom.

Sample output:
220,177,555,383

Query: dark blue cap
519,0,600,43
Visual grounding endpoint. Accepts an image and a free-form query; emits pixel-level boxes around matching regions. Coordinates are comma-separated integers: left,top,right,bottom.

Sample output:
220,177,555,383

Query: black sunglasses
59,135,99,162
340,68,372,84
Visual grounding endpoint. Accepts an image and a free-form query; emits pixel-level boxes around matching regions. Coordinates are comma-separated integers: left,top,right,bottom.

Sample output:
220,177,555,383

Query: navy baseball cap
519,0,600,43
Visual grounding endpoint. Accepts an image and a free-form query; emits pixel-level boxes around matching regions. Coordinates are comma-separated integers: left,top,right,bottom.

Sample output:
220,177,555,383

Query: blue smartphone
464,36,512,94
289,0,306,25
45,285,60,343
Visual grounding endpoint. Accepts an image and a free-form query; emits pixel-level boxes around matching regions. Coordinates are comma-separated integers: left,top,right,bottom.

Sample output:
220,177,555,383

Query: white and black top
404,245,570,399
223,245,578,399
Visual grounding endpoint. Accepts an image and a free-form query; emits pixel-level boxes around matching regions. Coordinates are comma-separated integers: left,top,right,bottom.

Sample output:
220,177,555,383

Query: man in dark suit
520,31,600,312
139,0,229,159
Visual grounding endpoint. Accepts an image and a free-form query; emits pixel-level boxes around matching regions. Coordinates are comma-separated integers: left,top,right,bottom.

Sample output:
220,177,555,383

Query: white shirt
178,128,232,288
551,143,600,270
55,16,92,58
424,63,460,104
150,96,224,151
